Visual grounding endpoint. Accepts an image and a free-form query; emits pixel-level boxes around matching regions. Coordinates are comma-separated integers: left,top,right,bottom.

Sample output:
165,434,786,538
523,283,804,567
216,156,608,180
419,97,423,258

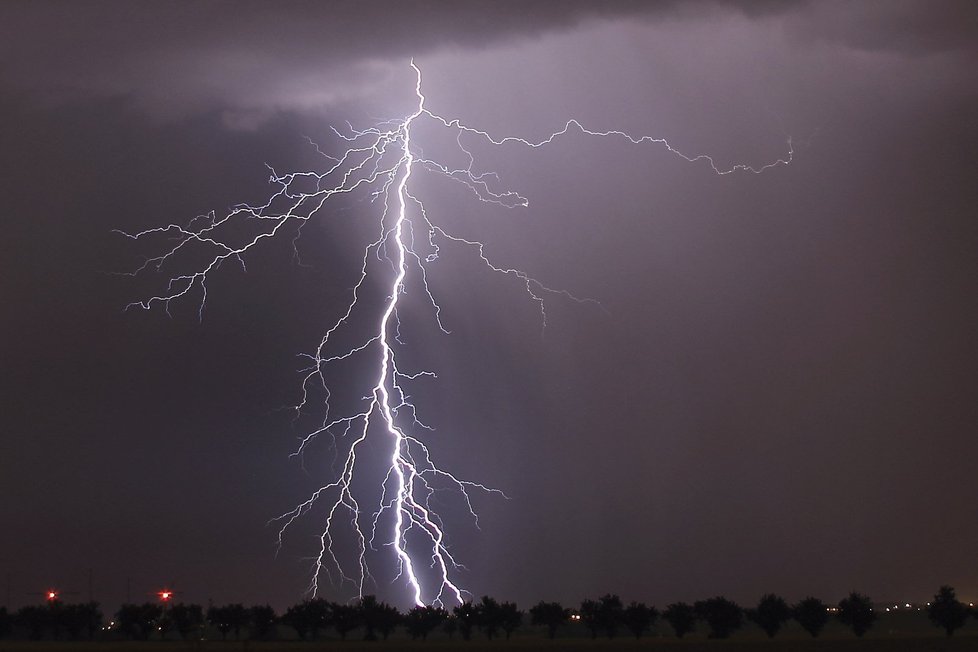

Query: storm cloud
2,1,972,125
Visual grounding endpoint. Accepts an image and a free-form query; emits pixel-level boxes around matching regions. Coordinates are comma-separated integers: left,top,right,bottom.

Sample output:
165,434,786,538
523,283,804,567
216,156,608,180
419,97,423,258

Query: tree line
0,585,973,641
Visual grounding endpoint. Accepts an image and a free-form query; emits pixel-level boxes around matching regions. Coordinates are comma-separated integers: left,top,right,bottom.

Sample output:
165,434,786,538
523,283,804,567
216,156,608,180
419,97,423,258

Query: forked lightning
122,62,791,606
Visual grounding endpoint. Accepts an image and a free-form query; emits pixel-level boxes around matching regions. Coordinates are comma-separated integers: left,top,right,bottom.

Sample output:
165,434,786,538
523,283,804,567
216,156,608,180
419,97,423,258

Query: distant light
905,603,910,608
46,591,58,601
885,608,890,612
159,590,172,601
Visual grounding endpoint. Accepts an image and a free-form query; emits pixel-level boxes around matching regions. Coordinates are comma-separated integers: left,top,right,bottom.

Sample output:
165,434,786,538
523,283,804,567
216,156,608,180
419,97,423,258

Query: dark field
2,639,978,652
3,613,978,652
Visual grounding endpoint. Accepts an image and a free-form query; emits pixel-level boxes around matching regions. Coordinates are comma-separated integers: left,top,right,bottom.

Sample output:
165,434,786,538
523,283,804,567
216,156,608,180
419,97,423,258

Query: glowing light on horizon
121,61,791,606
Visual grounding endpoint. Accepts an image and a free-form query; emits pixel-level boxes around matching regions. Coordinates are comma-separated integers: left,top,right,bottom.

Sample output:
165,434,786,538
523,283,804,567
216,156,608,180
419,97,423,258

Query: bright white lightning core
122,62,792,606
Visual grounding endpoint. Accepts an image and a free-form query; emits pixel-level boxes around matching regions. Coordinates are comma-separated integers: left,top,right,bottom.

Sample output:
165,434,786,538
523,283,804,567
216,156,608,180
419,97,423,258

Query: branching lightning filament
120,62,792,607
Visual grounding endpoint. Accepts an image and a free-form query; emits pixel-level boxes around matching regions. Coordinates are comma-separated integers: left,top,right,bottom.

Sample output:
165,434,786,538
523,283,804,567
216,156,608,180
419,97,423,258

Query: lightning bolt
120,61,791,607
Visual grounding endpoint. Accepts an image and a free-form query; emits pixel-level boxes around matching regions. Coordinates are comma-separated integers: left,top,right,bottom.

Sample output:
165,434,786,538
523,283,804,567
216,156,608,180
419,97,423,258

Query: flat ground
2,639,978,652
3,614,977,652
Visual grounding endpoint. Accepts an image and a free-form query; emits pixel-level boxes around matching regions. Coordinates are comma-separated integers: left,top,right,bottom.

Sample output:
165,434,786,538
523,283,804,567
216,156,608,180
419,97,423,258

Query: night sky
2,1,977,611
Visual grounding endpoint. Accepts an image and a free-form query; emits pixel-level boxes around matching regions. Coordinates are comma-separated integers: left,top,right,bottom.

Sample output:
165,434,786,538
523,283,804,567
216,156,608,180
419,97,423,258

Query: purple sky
1,1,976,611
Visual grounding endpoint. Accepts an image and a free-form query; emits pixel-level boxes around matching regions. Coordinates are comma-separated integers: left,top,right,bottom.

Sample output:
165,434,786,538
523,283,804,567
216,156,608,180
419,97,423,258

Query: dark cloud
3,1,973,125
1,0,802,122
786,0,978,55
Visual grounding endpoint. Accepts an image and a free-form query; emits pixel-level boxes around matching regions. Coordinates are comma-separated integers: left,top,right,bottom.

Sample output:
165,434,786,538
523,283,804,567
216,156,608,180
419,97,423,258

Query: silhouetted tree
476,595,502,640
282,602,316,640
579,599,600,638
405,605,446,640
623,602,657,639
581,594,624,638
793,597,829,638
116,603,162,640
928,586,969,637
228,603,248,640
663,602,696,639
114,604,139,641
16,605,48,640
453,602,476,640
169,603,204,641
48,600,66,639
359,595,399,640
249,604,276,640
51,602,102,640
206,605,225,640
360,595,382,641
305,599,331,639
206,603,250,640
695,597,744,639
375,603,400,640
748,594,791,638
330,602,361,640
49,600,92,640
529,601,570,639
837,592,876,637
84,602,103,640
157,609,174,641
442,614,458,639
499,601,523,640
0,607,10,640
598,594,625,638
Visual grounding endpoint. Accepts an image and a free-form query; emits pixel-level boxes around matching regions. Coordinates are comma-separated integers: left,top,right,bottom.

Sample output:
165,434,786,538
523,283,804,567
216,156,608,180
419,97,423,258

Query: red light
46,591,58,601
159,590,172,601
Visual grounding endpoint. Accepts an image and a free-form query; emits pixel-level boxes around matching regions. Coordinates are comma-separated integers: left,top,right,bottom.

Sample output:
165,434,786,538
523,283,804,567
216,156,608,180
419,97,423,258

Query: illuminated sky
1,1,976,610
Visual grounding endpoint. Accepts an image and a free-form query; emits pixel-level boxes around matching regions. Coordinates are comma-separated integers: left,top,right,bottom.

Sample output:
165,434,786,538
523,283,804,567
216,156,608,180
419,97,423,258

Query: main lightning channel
375,68,437,606
121,61,792,607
